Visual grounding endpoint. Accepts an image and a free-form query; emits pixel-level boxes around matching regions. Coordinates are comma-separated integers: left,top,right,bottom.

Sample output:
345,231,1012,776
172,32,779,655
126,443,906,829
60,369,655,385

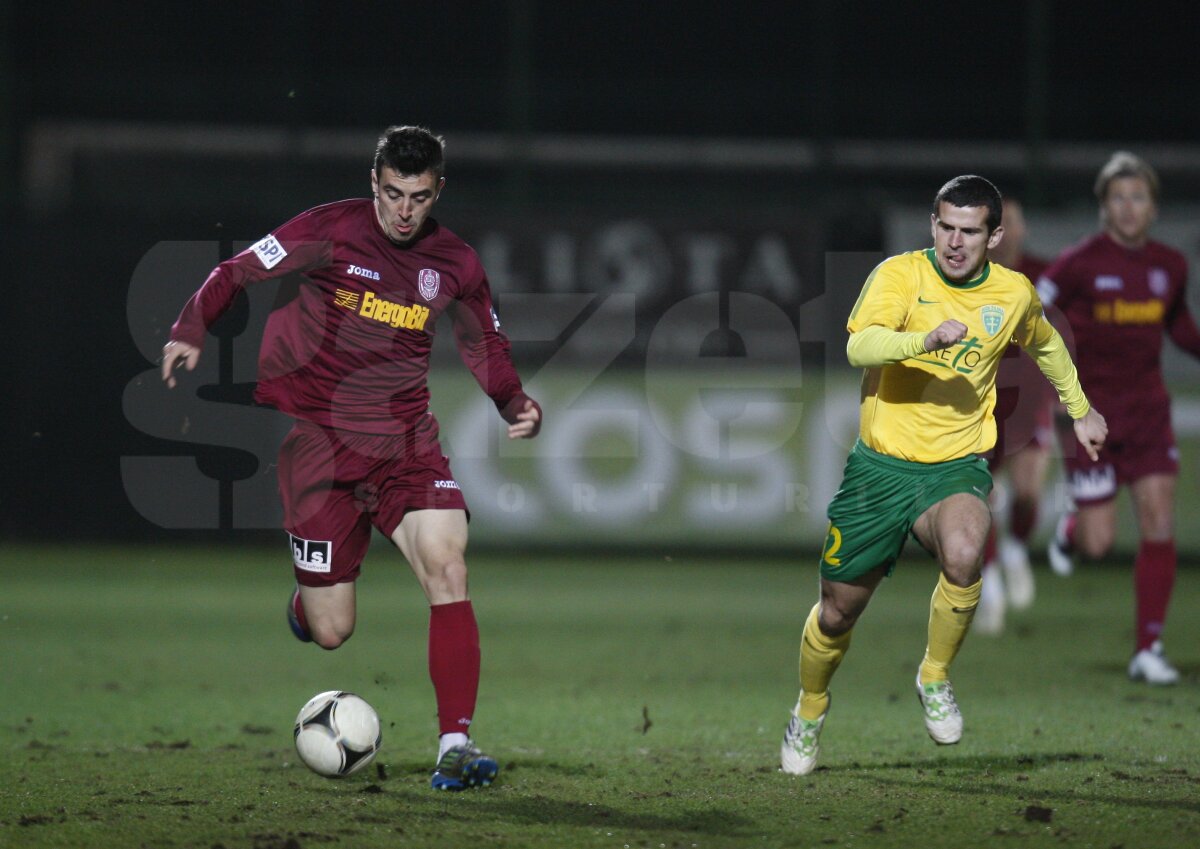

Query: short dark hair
933,175,1003,233
1094,151,1159,203
374,125,445,180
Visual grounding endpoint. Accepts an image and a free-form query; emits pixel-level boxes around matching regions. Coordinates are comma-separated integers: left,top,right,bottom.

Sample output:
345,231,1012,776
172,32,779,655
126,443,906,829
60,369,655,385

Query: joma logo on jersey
290,534,332,573
359,291,431,331
347,264,381,281
922,336,984,374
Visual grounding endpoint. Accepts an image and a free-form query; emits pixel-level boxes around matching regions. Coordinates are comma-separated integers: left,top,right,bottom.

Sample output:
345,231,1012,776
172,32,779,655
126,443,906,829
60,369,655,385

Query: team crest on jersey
1149,268,1169,297
980,305,1004,336
418,269,441,301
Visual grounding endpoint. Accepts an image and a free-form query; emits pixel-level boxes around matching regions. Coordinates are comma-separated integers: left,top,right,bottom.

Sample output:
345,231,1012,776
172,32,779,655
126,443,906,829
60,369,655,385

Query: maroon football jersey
1015,254,1049,285
1036,232,1196,415
171,199,529,434
991,253,1056,458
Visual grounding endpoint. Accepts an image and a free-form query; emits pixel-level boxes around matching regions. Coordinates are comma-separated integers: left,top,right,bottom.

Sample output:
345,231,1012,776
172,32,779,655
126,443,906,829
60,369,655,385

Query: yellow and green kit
820,249,1089,581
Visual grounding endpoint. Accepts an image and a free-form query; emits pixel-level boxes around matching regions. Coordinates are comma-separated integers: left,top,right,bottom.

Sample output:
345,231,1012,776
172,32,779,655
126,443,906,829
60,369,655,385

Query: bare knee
1077,526,1115,559
310,622,354,651
1138,511,1174,542
420,557,469,604
940,540,983,586
818,602,859,637
1073,500,1123,559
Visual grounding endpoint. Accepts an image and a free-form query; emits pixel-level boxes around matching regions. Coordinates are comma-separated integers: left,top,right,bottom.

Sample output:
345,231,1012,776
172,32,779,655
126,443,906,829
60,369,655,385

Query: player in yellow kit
780,176,1109,776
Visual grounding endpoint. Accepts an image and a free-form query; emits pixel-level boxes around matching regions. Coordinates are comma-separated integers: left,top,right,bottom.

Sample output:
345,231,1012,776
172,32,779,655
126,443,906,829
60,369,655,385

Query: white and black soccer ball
293,690,382,778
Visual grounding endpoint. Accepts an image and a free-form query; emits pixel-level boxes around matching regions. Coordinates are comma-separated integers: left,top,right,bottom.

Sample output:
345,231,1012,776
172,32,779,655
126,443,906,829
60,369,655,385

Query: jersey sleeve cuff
500,392,542,436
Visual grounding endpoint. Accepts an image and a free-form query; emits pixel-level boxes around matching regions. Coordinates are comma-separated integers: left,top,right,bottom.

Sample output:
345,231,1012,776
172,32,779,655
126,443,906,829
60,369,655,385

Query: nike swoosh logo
953,606,977,614
918,297,939,304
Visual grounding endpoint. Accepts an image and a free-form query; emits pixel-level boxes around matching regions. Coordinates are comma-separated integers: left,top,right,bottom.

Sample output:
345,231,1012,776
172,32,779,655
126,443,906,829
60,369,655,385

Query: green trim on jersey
923,248,989,289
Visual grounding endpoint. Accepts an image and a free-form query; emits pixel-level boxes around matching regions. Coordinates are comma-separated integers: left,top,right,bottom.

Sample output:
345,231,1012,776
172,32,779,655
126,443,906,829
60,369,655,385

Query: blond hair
1094,151,1160,203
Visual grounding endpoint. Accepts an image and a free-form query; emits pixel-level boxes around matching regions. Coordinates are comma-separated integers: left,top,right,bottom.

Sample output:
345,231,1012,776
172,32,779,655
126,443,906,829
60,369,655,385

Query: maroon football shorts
277,417,468,587
1056,400,1179,505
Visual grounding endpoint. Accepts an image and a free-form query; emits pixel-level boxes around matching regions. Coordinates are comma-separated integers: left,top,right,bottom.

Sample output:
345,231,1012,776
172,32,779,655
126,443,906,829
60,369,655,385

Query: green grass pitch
2,543,1197,848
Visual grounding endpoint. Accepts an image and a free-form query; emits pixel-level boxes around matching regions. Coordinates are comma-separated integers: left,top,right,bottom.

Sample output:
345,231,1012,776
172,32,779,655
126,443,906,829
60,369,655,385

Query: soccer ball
293,690,382,778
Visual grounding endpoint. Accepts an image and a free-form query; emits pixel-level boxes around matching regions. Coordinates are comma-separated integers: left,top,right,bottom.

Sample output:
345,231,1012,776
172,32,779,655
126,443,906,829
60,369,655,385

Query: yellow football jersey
847,249,1056,463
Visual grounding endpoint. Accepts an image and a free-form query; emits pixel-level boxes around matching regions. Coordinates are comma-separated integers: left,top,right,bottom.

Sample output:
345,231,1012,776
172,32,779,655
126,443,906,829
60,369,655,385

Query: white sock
438,732,469,761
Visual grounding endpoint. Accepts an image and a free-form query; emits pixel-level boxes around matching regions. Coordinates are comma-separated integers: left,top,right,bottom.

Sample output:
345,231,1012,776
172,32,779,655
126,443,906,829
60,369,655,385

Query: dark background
4,1,1199,541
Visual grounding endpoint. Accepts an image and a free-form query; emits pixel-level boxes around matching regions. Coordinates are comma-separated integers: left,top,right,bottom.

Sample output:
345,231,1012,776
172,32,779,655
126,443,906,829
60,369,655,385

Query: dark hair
374,125,445,180
933,175,1003,232
1094,151,1159,203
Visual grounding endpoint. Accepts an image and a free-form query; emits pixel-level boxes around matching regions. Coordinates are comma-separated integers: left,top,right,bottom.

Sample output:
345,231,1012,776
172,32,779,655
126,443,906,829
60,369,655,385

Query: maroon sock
292,589,309,633
429,600,480,736
983,524,997,564
1010,499,1038,542
1063,512,1078,548
1134,539,1176,651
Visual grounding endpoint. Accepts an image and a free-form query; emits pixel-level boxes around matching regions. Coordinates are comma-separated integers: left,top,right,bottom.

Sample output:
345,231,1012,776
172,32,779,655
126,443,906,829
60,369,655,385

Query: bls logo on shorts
1069,466,1116,501
290,534,332,573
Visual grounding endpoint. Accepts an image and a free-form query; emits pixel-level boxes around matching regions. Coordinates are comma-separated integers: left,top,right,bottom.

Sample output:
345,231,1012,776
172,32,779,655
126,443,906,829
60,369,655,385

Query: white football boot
1127,641,1181,686
916,671,963,745
781,697,828,776
998,535,1035,610
974,564,1006,636
1047,513,1075,577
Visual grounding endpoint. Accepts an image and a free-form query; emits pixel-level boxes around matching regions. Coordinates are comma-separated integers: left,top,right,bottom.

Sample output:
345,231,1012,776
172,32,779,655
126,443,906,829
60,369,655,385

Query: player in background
1038,152,1200,684
973,198,1057,634
780,176,1106,776
161,126,542,787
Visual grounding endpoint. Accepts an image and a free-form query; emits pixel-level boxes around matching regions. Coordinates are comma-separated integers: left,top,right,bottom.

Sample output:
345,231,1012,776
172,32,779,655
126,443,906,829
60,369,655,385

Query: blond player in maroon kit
161,126,542,787
1038,152,1200,684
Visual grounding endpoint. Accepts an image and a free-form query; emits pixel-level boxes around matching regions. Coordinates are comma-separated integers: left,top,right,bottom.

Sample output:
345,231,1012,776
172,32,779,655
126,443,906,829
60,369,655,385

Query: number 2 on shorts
822,523,843,567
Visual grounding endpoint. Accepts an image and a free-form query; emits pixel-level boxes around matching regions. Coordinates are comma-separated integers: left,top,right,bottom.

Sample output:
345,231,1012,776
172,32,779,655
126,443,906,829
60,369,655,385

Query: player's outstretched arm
160,340,201,389
1073,407,1108,462
506,399,541,440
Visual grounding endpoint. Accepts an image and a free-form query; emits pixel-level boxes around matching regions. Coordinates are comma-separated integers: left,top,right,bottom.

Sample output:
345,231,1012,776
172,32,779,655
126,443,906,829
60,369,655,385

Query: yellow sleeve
846,326,928,367
1023,317,1091,419
847,257,915,333
1013,277,1091,419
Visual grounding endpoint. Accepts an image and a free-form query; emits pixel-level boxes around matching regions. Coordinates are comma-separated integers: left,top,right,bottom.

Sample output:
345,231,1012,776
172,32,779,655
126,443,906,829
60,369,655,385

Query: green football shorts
818,439,992,582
